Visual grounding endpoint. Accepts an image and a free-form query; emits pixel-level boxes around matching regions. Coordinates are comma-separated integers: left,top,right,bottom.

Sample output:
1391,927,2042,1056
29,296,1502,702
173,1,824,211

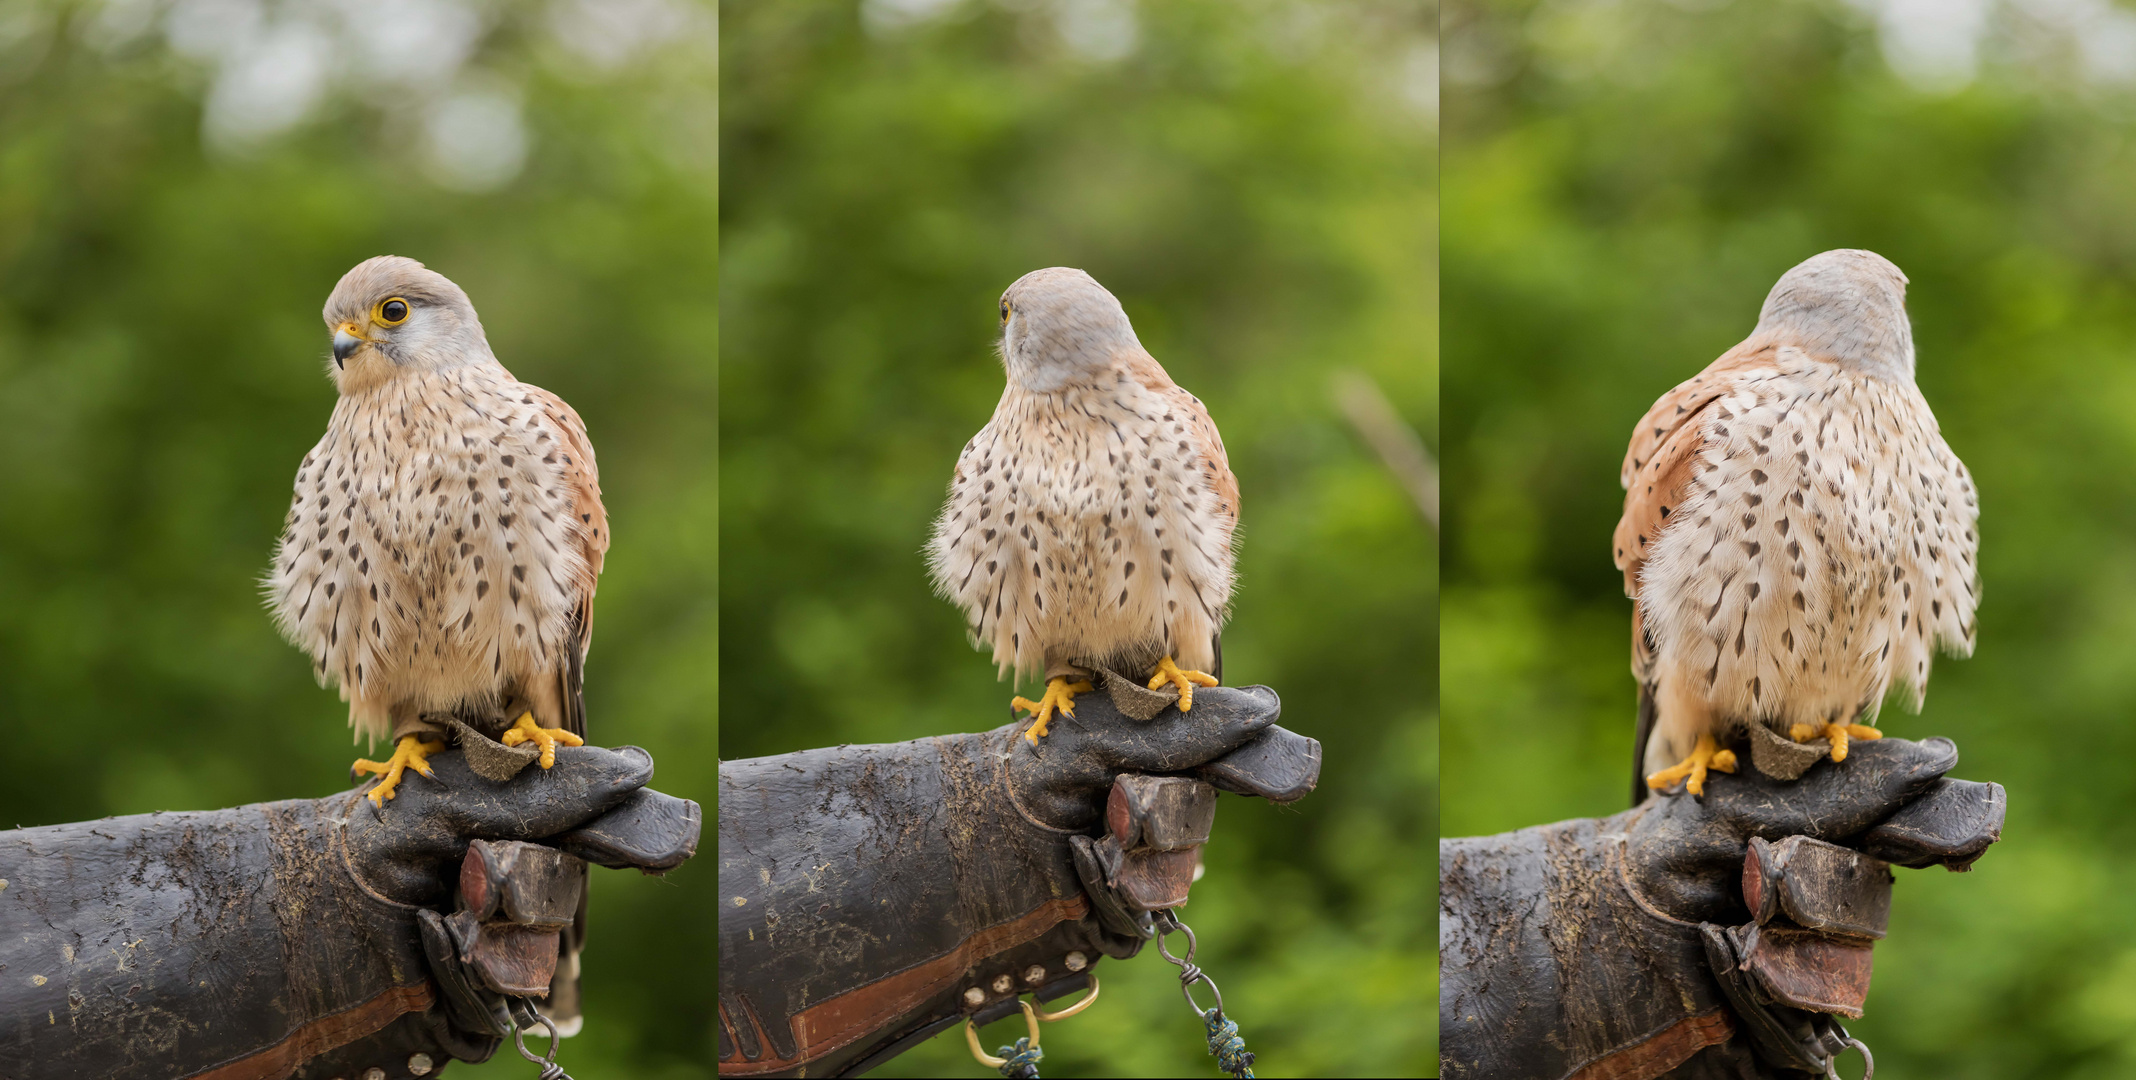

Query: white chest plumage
265,363,591,740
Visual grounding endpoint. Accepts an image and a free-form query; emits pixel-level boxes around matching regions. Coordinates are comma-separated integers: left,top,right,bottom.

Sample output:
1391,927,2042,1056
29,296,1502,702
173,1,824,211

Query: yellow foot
1789,722,1882,763
1011,677,1094,743
1147,656,1220,712
353,734,446,807
1645,733,1739,797
500,712,584,769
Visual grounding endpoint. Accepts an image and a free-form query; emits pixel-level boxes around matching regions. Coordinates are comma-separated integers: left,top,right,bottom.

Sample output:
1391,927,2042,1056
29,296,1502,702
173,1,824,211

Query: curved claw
1789,721,1882,763
1645,732,1737,797
1012,677,1093,743
500,712,584,769
353,734,447,807
1147,655,1220,712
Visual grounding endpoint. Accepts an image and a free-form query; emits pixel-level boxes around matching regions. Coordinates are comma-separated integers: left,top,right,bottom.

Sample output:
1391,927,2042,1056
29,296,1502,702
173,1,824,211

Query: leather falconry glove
1440,736,2004,1080
0,745,701,1080
718,684,1321,1078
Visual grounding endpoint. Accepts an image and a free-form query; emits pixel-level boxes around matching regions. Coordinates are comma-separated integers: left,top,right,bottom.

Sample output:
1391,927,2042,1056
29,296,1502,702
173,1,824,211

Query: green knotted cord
996,1035,1043,1079
1203,1008,1254,1079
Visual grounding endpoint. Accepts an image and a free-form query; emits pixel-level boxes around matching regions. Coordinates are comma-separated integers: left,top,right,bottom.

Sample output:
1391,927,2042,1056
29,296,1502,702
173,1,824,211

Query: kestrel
928,267,1239,742
1614,249,1979,798
265,256,609,806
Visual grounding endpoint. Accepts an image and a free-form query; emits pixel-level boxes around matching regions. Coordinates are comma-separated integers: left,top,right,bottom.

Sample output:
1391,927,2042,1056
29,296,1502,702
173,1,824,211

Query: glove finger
552,789,703,871
1196,724,1321,802
402,745,656,838
1858,777,2005,869
1710,736,1958,842
1079,685,1282,774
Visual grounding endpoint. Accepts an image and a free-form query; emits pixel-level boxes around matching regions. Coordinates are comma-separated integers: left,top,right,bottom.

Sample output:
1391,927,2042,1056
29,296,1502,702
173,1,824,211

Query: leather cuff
1072,773,1218,942
1701,776,2005,1080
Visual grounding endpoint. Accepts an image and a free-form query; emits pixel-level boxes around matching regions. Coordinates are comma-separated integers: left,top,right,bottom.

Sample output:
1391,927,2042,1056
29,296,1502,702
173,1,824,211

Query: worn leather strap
1566,1010,1736,1080
188,982,436,1080
719,896,1089,1075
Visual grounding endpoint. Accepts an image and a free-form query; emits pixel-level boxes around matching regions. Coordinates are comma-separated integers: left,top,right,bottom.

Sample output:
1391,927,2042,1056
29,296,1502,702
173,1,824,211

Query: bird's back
928,352,1238,680
1621,343,1979,736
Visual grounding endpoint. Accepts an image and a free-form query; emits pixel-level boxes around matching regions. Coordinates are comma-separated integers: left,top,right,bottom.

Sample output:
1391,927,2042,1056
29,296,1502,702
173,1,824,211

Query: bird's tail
1631,681,1658,808
539,617,591,1036
538,874,589,1037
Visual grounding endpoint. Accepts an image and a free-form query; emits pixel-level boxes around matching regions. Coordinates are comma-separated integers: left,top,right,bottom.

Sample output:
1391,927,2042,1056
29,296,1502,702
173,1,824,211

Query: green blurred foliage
718,0,1435,1074
1442,0,2136,1074
0,3,715,1075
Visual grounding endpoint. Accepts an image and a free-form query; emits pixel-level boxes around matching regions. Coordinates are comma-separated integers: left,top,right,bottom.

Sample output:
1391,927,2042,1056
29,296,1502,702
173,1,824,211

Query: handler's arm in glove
1440,736,2004,1080
717,686,1320,1079
0,745,701,1080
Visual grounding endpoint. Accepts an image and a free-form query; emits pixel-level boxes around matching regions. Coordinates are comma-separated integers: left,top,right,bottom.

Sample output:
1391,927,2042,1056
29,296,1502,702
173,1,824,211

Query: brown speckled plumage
265,256,608,744
1616,250,1979,783
928,267,1238,685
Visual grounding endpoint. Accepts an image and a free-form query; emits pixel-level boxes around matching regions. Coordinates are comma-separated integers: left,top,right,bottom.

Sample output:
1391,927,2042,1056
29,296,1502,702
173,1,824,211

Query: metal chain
1824,1037,1873,1080
1151,911,1255,1079
1151,910,1222,1016
512,1006,575,1080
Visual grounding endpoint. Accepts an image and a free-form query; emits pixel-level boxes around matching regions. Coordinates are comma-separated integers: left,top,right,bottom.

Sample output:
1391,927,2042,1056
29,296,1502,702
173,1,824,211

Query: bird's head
321,255,496,395
1752,249,1916,381
996,267,1142,392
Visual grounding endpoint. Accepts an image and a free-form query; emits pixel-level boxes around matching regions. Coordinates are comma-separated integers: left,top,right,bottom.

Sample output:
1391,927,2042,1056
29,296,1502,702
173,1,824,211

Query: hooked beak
332,322,369,368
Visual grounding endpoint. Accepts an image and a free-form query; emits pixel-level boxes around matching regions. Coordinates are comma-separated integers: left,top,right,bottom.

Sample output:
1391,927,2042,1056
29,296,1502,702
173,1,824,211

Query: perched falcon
928,267,1239,742
265,256,609,806
1614,249,1979,799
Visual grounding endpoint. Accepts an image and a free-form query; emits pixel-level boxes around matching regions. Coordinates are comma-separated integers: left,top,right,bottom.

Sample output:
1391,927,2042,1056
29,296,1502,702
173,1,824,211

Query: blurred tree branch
1333,370,1438,534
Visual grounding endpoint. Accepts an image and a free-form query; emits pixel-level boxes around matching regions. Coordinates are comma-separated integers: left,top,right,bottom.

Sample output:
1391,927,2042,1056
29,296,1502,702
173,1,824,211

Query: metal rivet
964,987,986,1006
1023,965,1046,985
992,974,1013,993
407,1053,434,1076
361,1069,386,1080
1064,951,1088,972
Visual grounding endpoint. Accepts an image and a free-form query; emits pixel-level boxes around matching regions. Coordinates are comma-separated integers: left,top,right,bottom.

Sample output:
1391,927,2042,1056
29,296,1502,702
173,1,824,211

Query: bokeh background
1442,0,2136,1075
718,0,1436,1074
0,2,715,1076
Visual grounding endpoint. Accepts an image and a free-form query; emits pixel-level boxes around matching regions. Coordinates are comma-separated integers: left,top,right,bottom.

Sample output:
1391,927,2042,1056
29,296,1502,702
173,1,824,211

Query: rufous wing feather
526,385,607,739
1615,343,1773,801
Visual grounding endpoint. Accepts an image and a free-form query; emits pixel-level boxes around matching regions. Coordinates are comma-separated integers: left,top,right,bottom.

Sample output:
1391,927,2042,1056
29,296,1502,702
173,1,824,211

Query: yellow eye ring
1000,301,1011,326
375,297,411,326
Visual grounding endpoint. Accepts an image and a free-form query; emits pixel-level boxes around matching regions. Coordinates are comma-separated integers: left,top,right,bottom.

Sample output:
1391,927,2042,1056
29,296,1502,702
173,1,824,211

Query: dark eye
1000,301,1010,326
377,298,410,326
